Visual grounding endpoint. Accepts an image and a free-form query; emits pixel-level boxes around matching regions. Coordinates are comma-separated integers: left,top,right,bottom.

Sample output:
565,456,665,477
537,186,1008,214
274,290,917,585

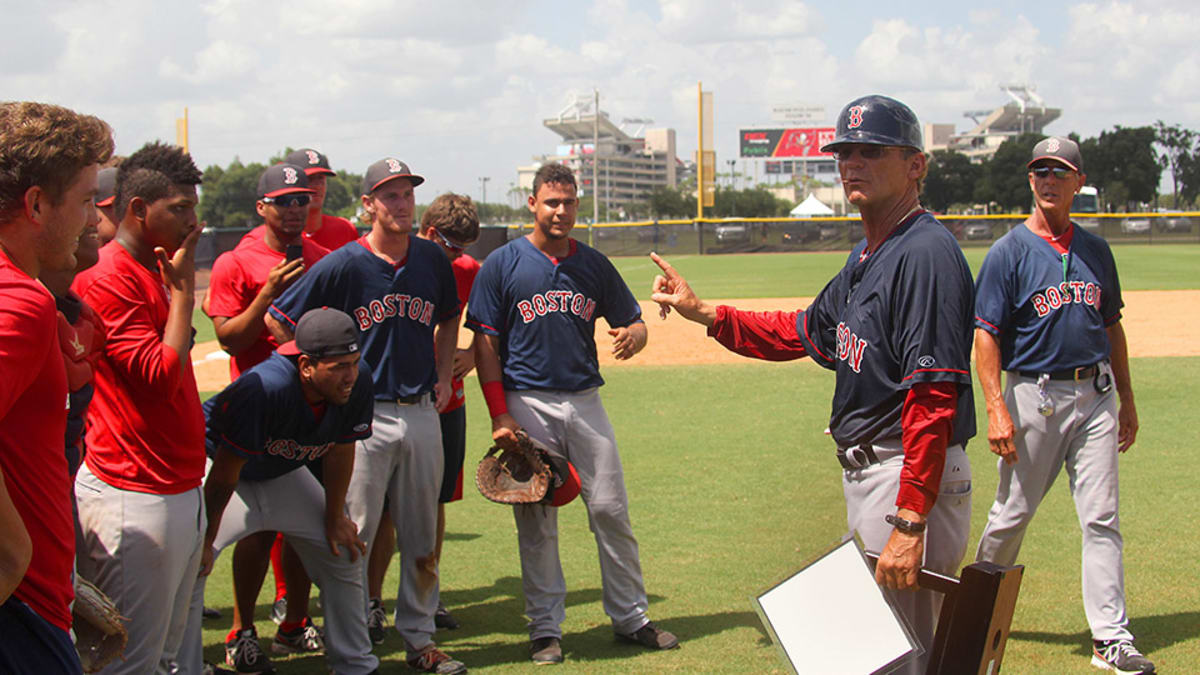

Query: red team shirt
445,253,480,413
305,214,359,251
207,227,330,378
0,249,74,631
72,242,206,494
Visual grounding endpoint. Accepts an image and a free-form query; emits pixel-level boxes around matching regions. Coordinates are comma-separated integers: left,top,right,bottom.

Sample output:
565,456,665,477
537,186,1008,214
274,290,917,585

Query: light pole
478,176,490,206
727,159,736,189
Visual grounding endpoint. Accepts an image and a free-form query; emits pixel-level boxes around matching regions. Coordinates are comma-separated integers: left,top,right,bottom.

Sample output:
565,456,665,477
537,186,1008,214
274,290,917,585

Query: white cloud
2,1,1197,201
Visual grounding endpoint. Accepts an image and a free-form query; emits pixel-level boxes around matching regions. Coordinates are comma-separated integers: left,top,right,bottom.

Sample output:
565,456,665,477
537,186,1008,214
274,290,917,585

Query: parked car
714,221,750,244
964,222,992,240
1159,215,1192,233
1120,217,1150,235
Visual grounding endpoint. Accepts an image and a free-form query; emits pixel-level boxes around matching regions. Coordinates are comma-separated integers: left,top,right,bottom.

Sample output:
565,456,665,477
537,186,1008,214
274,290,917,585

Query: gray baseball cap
1028,136,1083,172
279,307,360,358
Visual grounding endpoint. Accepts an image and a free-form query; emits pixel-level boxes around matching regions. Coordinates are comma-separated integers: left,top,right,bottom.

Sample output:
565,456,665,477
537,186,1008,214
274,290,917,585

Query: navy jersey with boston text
974,223,1122,372
795,212,976,448
204,351,374,482
268,237,460,399
465,237,642,391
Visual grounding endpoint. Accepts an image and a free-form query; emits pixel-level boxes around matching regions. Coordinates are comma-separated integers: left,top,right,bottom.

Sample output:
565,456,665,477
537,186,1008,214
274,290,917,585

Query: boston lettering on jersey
352,292,436,330
835,321,869,373
516,290,596,324
263,437,333,463
1030,281,1102,317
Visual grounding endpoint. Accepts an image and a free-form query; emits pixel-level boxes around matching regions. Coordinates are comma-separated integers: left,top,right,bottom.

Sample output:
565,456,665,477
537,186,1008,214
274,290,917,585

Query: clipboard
753,536,921,674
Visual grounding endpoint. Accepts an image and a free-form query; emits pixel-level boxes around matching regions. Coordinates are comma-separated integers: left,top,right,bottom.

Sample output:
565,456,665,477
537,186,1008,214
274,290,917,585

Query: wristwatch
885,513,926,534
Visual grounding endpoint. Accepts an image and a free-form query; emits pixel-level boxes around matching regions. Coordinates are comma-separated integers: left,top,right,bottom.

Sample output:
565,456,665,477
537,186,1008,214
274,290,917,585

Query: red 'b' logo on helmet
847,106,864,129
283,167,299,184
386,158,403,173
305,150,320,165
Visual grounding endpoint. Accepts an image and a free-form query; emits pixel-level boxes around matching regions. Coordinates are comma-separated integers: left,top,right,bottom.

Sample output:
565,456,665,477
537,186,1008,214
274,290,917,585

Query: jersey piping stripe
975,316,1000,333
269,304,298,327
1103,312,1123,326
218,434,264,456
466,319,500,334
800,312,831,362
902,368,969,381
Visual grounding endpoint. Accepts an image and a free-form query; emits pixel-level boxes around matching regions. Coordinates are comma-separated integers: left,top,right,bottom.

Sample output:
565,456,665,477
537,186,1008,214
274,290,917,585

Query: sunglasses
263,194,312,208
831,145,894,161
1031,166,1074,180
433,228,467,252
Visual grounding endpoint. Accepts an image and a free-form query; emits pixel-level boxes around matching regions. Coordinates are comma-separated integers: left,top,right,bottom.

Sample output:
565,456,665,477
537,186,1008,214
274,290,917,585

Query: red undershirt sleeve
706,305,808,361
897,381,958,514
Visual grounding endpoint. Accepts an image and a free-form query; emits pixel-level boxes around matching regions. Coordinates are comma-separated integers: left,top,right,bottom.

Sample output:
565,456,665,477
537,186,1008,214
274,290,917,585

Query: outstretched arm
649,252,717,326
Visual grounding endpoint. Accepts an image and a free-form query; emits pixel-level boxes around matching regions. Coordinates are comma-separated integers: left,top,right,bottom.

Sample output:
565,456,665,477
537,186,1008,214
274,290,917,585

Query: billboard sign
770,104,825,124
740,127,836,158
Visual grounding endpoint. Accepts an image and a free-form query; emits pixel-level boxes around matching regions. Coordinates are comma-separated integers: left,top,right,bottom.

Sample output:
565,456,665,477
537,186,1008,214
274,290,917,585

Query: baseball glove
73,576,128,673
476,430,553,505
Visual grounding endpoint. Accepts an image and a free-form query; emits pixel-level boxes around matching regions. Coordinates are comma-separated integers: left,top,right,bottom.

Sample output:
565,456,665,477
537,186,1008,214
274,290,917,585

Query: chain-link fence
195,212,1200,268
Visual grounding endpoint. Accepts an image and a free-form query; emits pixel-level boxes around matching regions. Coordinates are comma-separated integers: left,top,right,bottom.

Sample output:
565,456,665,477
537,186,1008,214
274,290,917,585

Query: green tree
923,150,981,212
645,186,693,218
1079,126,1160,207
197,158,265,229
1154,121,1197,204
975,133,1042,211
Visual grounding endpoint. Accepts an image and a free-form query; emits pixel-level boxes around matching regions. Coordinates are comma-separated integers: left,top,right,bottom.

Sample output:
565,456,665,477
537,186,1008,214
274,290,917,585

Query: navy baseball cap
279,307,360,358
258,163,315,199
362,157,424,195
96,167,118,207
285,148,336,177
1028,136,1083,173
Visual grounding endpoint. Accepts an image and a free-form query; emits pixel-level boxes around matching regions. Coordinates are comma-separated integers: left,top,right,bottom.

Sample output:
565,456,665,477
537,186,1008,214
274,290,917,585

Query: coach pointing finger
653,95,977,675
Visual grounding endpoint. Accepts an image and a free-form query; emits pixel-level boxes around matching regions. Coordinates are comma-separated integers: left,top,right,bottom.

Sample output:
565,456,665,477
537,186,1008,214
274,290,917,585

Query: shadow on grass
1011,610,1200,657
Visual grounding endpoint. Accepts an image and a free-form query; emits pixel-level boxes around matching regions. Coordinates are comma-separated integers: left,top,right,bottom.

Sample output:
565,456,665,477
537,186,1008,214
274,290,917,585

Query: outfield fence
195,212,1200,268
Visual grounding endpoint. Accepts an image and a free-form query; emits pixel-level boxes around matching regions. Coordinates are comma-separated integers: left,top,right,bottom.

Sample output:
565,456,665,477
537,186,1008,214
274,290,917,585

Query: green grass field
193,244,1200,673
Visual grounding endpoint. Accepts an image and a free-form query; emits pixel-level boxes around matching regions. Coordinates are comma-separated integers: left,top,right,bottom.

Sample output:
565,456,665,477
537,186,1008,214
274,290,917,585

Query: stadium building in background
518,94,682,219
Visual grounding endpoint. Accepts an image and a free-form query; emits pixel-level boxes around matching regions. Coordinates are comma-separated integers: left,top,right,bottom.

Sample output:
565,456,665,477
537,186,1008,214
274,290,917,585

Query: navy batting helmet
821,95,923,153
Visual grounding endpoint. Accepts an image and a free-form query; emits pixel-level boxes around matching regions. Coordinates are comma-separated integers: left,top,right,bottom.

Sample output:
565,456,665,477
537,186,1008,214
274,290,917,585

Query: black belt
395,393,429,405
1017,363,1100,381
837,444,881,470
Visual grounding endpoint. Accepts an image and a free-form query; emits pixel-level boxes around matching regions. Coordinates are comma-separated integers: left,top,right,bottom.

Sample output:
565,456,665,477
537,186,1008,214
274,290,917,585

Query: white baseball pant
507,388,651,639
74,463,205,675
975,362,1131,642
346,398,444,653
175,463,378,675
843,441,972,675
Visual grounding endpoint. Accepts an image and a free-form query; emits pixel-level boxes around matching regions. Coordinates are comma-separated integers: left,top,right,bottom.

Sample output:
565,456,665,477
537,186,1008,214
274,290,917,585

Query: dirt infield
192,290,1200,392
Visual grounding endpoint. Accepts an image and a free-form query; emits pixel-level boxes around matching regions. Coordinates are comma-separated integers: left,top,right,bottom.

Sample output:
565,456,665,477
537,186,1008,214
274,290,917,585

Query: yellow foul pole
696,82,703,220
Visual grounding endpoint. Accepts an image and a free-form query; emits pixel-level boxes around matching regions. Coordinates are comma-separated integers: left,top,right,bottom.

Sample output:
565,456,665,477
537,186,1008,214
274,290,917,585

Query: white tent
790,193,834,217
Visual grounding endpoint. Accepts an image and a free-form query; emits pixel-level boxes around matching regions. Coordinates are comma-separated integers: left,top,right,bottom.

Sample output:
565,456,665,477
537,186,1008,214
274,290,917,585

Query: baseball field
194,243,1200,673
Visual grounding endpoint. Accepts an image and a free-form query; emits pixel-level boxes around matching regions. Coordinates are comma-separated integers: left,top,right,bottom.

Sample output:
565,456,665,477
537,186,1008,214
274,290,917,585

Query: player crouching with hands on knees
651,95,975,675
177,308,379,675
972,137,1154,675
466,163,677,666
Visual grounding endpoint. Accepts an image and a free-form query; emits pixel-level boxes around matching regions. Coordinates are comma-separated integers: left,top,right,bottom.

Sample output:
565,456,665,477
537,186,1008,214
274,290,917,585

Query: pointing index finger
649,252,676,277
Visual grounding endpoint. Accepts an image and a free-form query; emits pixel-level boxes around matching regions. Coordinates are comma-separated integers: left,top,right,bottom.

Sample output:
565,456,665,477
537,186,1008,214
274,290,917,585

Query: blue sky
2,0,1195,203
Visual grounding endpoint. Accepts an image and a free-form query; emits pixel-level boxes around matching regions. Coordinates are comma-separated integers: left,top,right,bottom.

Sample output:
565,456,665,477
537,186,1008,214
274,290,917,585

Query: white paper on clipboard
753,537,921,674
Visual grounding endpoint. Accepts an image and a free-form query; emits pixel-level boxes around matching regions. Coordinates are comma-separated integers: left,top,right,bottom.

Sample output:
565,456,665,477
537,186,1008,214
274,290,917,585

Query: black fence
195,212,1200,269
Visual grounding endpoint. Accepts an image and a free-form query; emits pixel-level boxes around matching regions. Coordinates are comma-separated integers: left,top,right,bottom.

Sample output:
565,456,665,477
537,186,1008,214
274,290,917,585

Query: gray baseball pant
843,441,972,675
975,363,1131,641
74,463,205,675
346,399,444,653
507,388,651,640
176,463,378,675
